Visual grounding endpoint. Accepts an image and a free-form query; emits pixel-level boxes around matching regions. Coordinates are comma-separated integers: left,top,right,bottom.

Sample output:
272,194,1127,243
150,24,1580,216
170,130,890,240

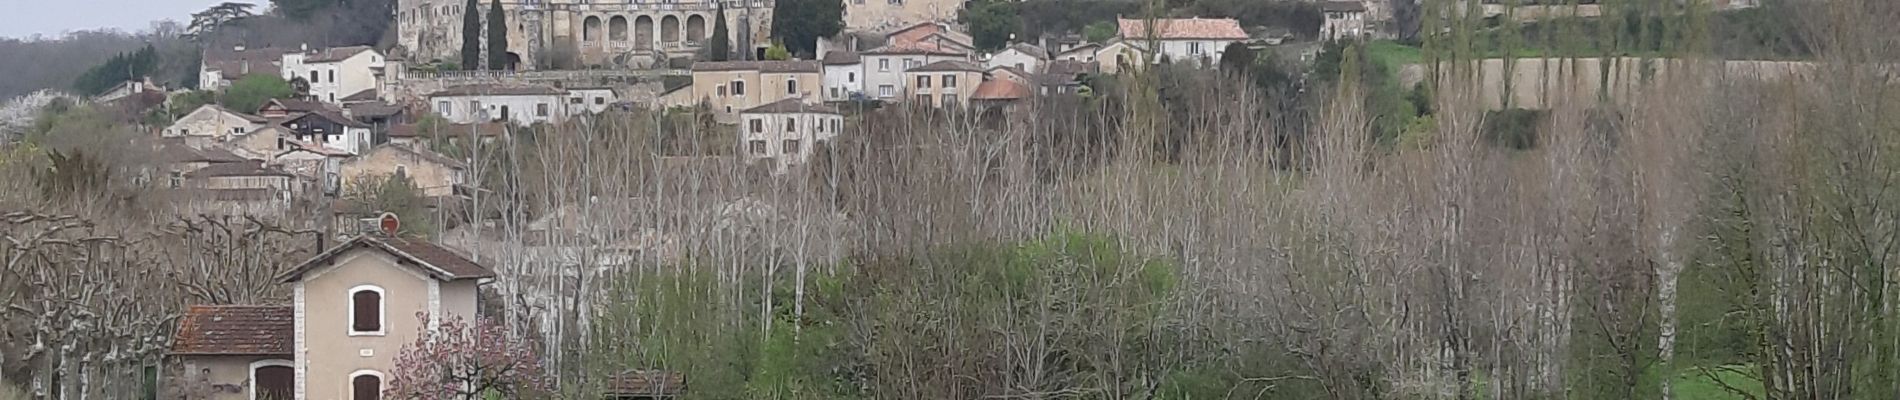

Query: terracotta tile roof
690,60,822,73
278,235,497,283
741,98,840,114
885,22,949,45
861,41,966,56
603,370,685,397
1118,17,1249,40
971,79,1034,101
171,305,293,356
908,60,985,72
429,84,566,97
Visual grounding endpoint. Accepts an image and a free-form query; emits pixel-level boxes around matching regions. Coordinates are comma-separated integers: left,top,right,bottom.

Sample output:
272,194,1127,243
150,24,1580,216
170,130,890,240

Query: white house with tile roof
1116,17,1248,68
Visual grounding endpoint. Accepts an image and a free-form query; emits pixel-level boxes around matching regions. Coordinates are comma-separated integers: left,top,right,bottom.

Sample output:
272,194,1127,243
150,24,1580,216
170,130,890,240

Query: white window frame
247,359,295,400
347,285,387,336
348,369,386,400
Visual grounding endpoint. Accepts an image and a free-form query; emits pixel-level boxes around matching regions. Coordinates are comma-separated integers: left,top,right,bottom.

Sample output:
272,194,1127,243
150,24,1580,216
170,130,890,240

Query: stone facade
342,144,469,197
396,0,774,70
842,0,963,33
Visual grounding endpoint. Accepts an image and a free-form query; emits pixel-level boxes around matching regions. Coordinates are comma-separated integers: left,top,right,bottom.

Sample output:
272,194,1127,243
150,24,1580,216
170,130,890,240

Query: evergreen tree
71,45,160,96
710,4,731,61
461,0,482,69
769,0,842,55
487,0,510,70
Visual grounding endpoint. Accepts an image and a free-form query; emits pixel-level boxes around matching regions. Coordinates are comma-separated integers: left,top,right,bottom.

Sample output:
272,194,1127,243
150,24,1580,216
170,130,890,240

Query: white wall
430,94,569,125
738,112,843,174
566,88,618,114
823,63,864,102
282,50,386,104
1155,39,1231,68
985,49,1045,73
861,53,963,101
1324,12,1367,41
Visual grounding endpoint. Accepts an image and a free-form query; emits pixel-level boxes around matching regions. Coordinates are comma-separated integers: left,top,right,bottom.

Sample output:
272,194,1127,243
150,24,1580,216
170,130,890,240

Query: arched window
350,370,384,400
349,285,384,335
250,360,294,400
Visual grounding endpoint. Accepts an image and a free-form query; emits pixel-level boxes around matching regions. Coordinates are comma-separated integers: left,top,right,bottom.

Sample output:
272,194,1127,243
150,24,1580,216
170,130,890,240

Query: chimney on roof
377,213,400,237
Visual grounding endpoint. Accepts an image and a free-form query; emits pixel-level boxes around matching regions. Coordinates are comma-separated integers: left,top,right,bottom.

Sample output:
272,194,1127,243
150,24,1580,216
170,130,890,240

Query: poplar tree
461,0,481,69
710,4,731,61
488,0,510,70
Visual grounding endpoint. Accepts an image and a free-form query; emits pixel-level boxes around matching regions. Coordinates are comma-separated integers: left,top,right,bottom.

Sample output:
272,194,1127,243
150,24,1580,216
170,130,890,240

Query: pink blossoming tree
385,312,552,399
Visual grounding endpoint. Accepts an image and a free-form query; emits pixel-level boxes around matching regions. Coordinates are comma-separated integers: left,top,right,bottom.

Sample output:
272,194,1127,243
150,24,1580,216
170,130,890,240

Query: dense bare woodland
3,0,1900,398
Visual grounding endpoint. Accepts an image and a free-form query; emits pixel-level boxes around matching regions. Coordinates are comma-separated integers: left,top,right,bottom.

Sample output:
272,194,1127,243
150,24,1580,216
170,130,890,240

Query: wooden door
254,365,293,400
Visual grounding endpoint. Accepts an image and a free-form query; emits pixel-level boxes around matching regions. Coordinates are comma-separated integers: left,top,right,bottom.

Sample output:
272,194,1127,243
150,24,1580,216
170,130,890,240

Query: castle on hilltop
396,0,774,70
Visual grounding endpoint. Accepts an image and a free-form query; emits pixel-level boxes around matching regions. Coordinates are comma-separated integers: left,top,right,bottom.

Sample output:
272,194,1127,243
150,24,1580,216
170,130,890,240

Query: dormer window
349,285,385,335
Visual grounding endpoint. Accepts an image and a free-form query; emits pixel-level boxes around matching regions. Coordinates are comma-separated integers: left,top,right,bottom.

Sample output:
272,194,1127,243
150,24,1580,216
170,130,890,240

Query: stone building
395,0,774,70
843,0,964,33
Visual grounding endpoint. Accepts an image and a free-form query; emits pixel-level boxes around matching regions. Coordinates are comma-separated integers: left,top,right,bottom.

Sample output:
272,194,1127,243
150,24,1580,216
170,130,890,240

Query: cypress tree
460,0,481,69
710,4,731,61
487,0,510,70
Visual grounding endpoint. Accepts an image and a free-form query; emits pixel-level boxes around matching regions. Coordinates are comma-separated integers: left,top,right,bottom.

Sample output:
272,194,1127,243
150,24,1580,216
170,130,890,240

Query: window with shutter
350,287,383,334
351,373,382,400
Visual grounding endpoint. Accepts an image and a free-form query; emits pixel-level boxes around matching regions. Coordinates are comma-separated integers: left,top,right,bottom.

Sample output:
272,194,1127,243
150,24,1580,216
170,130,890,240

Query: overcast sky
0,0,262,39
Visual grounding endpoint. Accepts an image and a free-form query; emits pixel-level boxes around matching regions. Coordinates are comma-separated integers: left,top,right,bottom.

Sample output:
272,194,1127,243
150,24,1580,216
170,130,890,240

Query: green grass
1673,365,1764,400
1367,40,1423,69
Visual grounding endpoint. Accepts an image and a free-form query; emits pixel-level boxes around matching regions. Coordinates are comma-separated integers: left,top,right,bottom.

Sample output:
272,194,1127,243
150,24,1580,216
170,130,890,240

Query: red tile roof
171,305,294,356
971,79,1034,101
1118,17,1249,40
862,41,966,56
278,235,497,283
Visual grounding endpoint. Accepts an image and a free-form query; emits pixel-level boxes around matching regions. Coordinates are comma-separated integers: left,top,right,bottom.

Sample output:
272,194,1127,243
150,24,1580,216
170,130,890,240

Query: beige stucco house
170,234,495,400
689,60,823,121
903,60,984,108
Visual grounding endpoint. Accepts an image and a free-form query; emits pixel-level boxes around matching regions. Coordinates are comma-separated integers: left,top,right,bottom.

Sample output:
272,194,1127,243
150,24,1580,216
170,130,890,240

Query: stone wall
387,69,684,111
